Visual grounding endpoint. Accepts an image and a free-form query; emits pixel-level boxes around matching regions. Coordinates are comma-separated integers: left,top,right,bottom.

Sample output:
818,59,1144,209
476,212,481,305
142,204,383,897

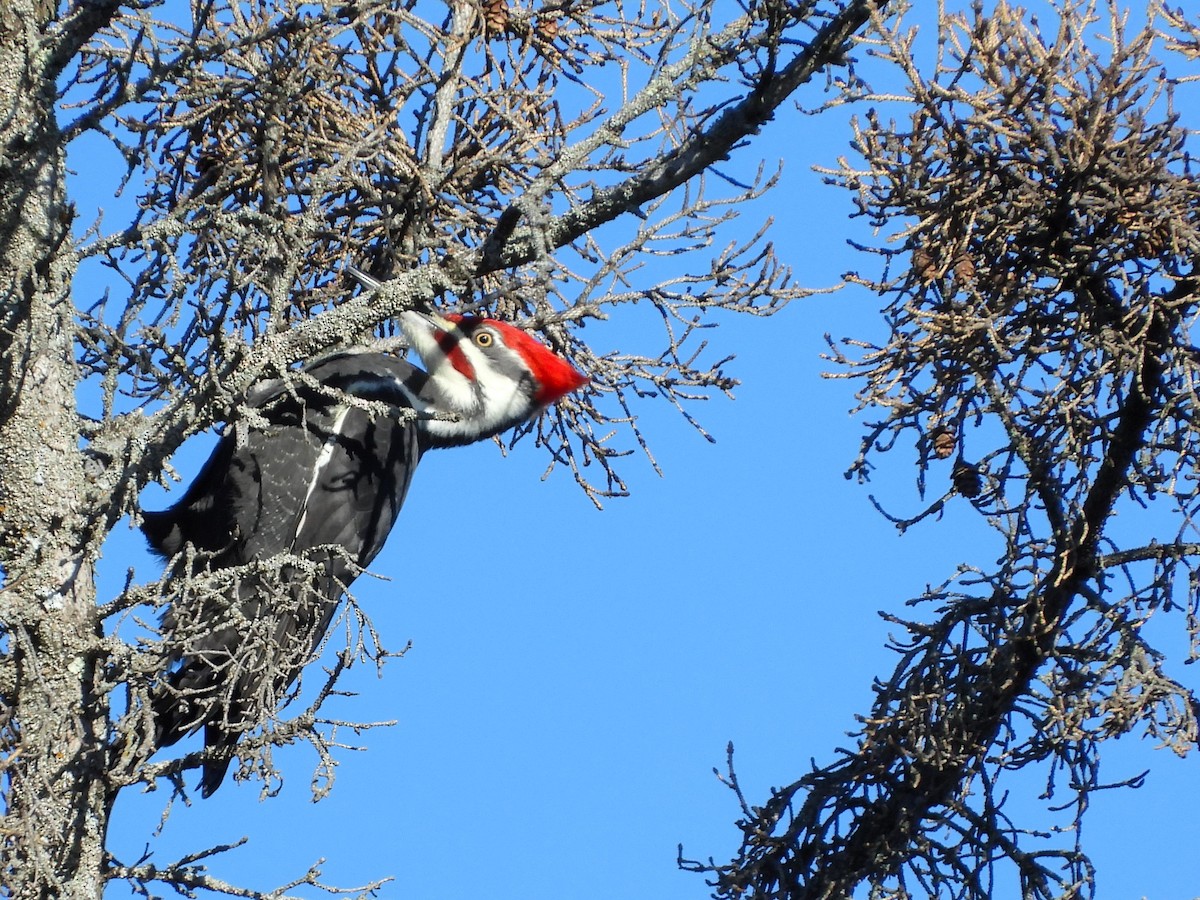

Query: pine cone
483,0,509,36
952,461,982,498
930,426,956,460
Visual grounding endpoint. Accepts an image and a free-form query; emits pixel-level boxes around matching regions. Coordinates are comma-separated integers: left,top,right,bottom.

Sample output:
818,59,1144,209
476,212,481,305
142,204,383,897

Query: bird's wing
152,352,427,794
143,350,423,558
279,349,426,565
140,438,239,559
188,350,423,668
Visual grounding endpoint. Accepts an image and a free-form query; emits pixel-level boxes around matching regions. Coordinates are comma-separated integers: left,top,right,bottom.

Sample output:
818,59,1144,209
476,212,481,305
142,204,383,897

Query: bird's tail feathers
151,664,246,797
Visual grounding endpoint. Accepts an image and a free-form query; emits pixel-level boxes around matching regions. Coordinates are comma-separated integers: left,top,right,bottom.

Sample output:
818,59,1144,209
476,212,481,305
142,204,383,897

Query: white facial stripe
420,350,531,441
414,328,485,416
473,353,526,427
398,310,540,444
293,404,352,546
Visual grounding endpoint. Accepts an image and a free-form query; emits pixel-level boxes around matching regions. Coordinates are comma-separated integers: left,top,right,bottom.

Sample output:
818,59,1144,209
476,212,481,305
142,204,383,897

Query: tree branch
478,0,882,271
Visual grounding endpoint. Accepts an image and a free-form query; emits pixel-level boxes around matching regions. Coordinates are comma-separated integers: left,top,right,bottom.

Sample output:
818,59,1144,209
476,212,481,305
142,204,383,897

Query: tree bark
0,3,109,897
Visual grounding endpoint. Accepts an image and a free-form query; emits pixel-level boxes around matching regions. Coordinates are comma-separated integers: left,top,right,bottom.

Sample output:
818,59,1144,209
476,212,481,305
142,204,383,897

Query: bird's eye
474,330,495,348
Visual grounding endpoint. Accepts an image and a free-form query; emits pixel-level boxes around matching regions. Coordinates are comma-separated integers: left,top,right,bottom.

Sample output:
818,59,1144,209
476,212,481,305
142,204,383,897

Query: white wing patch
293,404,352,547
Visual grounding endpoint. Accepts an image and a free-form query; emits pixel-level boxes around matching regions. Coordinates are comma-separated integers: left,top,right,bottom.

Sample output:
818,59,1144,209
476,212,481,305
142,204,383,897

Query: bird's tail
150,663,245,798
151,575,347,796
199,725,239,797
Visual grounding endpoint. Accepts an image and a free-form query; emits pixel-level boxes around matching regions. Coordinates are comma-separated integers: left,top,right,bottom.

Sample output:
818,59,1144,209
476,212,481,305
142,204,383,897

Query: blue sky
79,5,1200,899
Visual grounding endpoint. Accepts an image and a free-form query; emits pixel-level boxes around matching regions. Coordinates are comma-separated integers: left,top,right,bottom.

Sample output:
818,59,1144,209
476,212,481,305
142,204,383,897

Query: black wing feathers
144,351,423,795
141,438,240,560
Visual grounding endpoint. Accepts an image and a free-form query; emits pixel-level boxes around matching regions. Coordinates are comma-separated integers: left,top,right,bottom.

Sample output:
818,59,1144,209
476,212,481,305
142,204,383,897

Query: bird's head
400,310,588,446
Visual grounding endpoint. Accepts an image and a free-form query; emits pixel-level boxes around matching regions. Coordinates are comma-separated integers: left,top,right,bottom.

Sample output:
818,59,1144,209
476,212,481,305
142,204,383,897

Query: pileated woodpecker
142,304,587,795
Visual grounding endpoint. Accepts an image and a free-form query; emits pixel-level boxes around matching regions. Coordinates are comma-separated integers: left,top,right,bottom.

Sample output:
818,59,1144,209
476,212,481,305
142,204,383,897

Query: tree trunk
0,4,109,897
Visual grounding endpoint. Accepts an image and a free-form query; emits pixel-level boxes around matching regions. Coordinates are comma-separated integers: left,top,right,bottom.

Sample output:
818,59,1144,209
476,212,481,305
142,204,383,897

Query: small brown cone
952,461,982,498
931,426,956,460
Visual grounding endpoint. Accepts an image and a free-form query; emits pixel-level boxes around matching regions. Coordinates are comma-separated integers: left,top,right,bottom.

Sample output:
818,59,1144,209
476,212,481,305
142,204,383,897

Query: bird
141,299,588,796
